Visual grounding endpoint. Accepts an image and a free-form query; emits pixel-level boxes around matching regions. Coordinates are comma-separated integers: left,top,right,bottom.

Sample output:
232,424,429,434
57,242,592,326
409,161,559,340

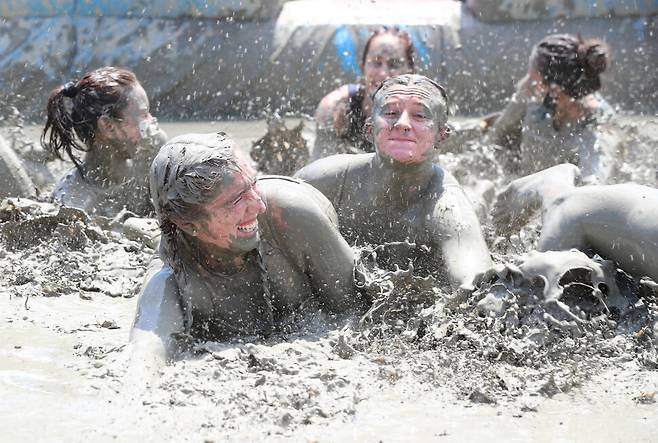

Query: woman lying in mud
130,132,362,375
312,27,415,160
493,163,658,281
486,34,617,183
42,66,166,217
296,74,491,289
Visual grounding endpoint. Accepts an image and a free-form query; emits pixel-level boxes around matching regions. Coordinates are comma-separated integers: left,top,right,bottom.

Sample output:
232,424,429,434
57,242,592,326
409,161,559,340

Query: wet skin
312,33,412,160
132,175,361,363
493,163,658,281
297,81,491,289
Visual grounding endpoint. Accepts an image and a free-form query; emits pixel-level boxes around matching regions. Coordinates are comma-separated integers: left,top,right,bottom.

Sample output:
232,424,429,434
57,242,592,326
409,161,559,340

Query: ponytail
41,81,88,175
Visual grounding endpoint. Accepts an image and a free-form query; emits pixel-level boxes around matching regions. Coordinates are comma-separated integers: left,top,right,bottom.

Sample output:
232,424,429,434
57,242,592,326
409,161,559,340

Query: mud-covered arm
430,184,492,289
266,185,363,312
312,86,350,161
128,257,184,384
485,76,531,148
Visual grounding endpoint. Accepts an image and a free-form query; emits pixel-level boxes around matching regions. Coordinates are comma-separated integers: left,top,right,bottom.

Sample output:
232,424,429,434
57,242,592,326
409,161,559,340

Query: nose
393,110,412,130
245,187,267,215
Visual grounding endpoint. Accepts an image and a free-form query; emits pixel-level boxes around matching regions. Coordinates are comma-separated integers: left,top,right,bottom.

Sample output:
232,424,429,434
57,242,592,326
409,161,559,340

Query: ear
363,117,374,144
96,115,115,139
170,217,202,237
439,124,451,142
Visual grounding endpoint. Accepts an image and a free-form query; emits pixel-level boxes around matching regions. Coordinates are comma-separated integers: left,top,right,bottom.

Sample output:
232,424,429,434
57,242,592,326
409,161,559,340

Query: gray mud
2,116,658,442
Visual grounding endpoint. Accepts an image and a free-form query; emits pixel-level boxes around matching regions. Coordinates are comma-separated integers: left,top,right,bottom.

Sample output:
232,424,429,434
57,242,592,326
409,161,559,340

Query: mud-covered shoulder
427,165,480,236
52,167,97,212
294,153,373,201
257,176,338,231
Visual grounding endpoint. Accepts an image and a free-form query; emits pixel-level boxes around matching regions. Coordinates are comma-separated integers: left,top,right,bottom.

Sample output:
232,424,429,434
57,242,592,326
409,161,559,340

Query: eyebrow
223,177,256,206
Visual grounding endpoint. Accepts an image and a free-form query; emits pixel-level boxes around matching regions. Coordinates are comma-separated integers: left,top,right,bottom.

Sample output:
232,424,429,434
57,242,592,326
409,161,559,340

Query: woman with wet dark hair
128,132,361,379
42,66,166,216
312,27,416,160
486,34,617,183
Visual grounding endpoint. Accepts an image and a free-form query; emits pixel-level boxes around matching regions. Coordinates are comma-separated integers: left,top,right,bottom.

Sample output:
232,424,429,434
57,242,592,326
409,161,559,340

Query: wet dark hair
361,27,416,72
41,66,139,175
532,34,610,99
150,132,242,263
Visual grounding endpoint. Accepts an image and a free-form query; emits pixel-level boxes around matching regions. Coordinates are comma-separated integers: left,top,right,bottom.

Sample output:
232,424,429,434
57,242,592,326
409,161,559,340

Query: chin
382,150,421,164
231,231,261,253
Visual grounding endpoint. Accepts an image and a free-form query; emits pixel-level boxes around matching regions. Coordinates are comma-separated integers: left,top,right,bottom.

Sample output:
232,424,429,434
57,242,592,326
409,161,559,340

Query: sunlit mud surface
2,117,657,442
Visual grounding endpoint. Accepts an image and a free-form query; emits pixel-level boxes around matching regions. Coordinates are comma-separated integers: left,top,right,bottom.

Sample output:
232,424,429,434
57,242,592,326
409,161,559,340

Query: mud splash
1,116,657,441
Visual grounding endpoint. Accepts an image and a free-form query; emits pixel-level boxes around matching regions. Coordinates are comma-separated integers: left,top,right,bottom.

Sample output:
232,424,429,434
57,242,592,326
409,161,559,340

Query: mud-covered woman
312,27,415,161
41,67,166,216
130,132,363,376
296,74,491,290
486,34,617,183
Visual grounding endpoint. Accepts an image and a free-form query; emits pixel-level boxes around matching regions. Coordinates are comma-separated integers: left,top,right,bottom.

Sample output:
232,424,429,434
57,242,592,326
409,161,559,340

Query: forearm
443,239,492,289
485,85,529,147
130,261,184,368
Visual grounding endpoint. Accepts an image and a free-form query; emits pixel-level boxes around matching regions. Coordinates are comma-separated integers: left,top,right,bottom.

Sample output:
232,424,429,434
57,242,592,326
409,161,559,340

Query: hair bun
583,42,609,75
61,81,78,98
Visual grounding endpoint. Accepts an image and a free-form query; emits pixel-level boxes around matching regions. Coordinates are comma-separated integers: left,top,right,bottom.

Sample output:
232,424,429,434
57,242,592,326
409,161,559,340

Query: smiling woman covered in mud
41,66,166,216
296,74,491,289
130,132,362,372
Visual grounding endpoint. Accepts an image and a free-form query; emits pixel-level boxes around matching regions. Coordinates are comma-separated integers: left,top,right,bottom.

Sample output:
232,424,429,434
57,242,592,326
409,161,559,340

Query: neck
85,142,131,184
553,95,592,129
371,154,434,205
193,237,251,272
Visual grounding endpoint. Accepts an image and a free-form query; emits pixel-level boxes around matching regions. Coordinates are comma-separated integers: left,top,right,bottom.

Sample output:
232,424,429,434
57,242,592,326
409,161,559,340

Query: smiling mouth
237,220,258,234
389,138,416,143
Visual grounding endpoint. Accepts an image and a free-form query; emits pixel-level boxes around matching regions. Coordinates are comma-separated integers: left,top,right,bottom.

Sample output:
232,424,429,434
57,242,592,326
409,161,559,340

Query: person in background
42,66,166,217
486,34,617,184
312,27,416,160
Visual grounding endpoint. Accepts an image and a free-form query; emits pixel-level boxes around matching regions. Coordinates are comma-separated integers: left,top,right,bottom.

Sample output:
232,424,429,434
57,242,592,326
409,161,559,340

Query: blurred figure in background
312,27,416,160
42,66,166,217
486,34,618,184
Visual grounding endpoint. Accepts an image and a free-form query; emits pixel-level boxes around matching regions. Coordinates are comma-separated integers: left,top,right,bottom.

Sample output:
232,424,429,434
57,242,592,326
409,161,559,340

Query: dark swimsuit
345,84,373,153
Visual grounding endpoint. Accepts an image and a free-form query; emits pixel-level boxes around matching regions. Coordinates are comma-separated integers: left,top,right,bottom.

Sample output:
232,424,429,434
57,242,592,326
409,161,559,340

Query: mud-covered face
105,84,156,158
363,34,412,98
372,84,445,164
193,164,267,254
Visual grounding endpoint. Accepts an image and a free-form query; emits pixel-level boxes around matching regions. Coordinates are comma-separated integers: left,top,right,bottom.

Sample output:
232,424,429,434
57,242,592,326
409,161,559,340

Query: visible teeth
237,221,258,233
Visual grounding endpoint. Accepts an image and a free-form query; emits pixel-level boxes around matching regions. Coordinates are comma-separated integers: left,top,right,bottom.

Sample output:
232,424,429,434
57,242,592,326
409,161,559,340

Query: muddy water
2,117,658,442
